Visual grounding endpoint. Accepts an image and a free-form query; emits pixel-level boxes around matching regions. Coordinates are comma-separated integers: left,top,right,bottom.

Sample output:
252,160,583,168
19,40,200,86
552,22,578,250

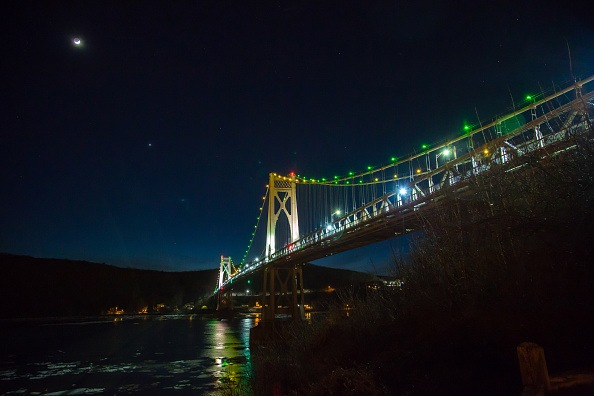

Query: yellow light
394,175,398,178
416,169,421,174
374,178,378,182
484,149,489,155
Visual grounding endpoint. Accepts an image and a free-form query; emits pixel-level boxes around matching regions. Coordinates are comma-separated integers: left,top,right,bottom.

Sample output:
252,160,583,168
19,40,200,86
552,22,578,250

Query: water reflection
203,317,252,392
0,315,256,395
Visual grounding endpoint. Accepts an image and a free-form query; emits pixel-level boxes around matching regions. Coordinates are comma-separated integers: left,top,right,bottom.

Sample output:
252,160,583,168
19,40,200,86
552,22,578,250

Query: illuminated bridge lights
215,74,594,294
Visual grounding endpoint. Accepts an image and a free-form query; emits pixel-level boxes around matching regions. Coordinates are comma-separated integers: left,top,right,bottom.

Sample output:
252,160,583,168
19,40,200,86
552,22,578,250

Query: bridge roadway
218,80,594,291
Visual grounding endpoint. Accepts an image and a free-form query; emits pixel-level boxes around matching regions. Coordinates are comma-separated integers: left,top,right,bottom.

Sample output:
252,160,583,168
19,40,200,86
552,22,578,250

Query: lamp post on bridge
435,147,455,166
328,209,341,231
432,147,457,192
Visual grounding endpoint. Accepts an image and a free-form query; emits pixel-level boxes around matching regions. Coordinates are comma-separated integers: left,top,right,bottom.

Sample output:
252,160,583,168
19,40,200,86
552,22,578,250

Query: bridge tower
262,173,304,323
266,173,299,257
217,256,234,311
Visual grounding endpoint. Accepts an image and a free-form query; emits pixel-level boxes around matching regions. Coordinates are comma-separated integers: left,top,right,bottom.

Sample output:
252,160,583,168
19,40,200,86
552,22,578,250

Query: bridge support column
261,264,305,323
216,256,235,312
217,288,233,311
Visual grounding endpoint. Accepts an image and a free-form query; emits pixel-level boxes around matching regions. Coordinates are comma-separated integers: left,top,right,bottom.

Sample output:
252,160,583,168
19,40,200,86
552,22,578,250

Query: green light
346,181,350,184
334,176,339,179
348,171,354,176
526,95,532,101
359,180,362,183
367,166,372,170
463,125,470,131
421,144,429,150
322,178,326,181
247,280,251,284
391,157,397,162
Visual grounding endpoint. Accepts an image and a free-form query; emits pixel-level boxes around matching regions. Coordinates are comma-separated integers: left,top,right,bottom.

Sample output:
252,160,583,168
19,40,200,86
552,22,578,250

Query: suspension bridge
214,75,594,323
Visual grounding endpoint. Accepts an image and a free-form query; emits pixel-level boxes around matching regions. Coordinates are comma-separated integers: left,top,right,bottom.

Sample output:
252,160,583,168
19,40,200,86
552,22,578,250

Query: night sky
2,1,593,272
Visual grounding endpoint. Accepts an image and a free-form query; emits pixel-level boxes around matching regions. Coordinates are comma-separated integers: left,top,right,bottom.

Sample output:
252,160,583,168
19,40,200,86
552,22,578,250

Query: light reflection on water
0,315,255,395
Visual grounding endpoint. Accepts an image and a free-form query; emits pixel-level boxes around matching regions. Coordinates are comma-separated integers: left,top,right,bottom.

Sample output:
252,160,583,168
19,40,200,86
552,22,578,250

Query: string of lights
281,85,570,187
239,185,270,267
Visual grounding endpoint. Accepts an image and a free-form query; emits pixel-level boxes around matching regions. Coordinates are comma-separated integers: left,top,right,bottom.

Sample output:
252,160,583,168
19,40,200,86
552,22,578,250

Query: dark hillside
0,254,218,318
0,254,378,319
229,262,378,293
304,263,378,290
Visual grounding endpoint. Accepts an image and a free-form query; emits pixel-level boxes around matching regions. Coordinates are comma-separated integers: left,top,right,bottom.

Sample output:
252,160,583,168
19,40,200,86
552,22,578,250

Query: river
0,314,255,395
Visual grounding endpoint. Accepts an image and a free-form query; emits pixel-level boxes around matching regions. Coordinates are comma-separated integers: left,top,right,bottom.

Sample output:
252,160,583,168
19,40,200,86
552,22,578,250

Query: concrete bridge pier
261,263,305,323
216,288,233,311
251,263,305,344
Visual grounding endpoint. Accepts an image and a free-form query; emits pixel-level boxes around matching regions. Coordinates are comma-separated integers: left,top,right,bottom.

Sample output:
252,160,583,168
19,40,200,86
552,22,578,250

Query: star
73,37,82,46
